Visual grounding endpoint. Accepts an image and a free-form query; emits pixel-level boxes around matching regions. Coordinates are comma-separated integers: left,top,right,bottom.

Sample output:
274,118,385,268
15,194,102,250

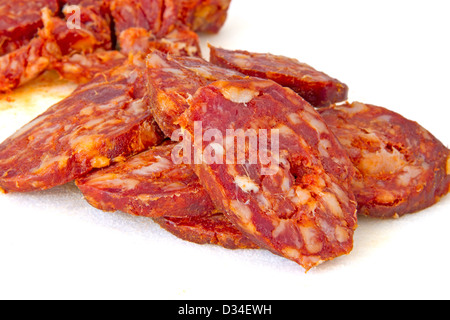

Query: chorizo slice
209,45,349,108
319,102,450,218
118,25,201,57
154,214,259,250
110,0,164,38
0,2,113,92
146,51,243,137
161,0,232,34
0,57,164,193
111,0,231,37
48,1,113,55
51,50,126,84
0,0,59,56
76,142,257,249
76,143,216,218
178,79,357,270
0,29,61,92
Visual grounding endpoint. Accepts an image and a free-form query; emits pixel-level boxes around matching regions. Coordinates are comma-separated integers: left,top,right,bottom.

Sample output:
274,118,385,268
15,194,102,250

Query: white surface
1,0,450,300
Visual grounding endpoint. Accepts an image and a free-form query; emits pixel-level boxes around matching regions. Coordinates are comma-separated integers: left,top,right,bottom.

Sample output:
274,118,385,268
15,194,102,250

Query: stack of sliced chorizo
0,0,230,91
0,1,449,271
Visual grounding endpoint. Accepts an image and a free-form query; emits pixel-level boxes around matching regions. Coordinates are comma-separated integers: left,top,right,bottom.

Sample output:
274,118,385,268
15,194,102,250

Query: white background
0,0,449,300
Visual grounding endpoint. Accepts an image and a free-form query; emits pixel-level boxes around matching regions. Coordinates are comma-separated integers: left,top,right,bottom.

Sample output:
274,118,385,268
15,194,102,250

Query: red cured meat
118,25,201,57
0,0,59,56
0,57,164,193
51,50,126,83
155,214,259,249
178,79,357,270
110,0,164,37
209,45,349,108
146,51,243,137
52,0,113,55
76,143,216,218
161,0,232,34
0,28,61,92
319,102,450,218
0,1,113,92
76,142,257,249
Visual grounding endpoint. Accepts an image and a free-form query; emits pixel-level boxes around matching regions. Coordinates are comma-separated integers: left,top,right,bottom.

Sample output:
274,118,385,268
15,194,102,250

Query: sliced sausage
178,78,357,270
0,29,61,92
0,57,164,193
110,0,164,38
209,45,349,108
76,142,257,249
163,0,232,34
0,0,59,55
118,25,201,57
76,143,216,218
51,50,126,84
146,51,243,137
319,102,450,218
155,214,259,250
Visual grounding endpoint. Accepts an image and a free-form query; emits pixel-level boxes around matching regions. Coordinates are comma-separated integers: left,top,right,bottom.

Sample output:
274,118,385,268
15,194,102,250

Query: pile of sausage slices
1,0,449,271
